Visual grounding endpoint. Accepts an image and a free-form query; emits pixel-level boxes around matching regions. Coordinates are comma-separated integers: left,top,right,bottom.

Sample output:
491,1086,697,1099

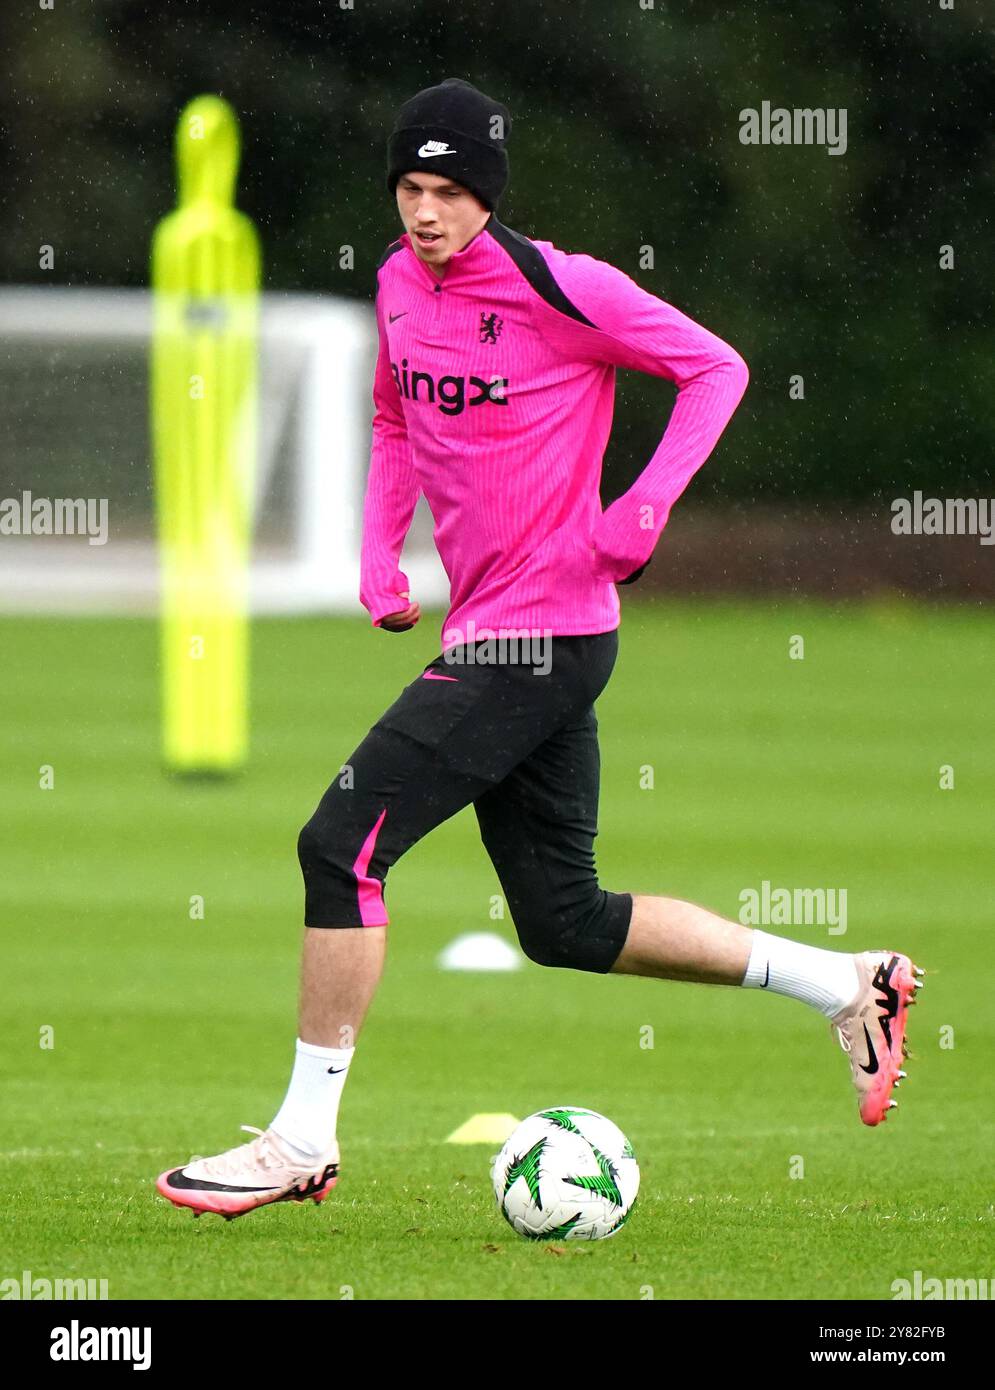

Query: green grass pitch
1,600,992,1300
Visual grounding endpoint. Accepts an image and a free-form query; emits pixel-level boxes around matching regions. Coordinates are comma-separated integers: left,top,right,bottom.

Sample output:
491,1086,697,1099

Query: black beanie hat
386,77,511,211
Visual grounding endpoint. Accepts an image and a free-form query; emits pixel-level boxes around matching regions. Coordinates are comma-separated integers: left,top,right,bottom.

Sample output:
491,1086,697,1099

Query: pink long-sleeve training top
359,214,749,651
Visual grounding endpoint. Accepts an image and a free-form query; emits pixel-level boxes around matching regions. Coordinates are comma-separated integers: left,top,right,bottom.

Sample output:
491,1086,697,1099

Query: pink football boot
157,1126,339,1220
831,951,924,1125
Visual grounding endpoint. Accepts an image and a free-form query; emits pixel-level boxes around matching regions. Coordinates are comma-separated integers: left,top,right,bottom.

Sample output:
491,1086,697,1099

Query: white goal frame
0,286,448,615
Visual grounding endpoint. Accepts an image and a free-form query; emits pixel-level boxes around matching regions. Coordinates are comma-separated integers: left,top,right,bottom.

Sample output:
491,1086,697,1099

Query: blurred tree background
1,0,991,504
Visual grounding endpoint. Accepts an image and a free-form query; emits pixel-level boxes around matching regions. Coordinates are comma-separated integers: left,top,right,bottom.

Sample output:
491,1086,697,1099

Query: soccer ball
492,1106,639,1241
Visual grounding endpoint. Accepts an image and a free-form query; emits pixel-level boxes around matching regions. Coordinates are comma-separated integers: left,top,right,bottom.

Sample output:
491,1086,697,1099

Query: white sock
741,929,859,1018
269,1038,354,1159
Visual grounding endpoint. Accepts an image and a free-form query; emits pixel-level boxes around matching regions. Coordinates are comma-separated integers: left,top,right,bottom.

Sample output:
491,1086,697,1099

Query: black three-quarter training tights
296,630,632,973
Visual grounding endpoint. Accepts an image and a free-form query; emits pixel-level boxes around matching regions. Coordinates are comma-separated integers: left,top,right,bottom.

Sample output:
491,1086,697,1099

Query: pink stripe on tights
353,807,388,926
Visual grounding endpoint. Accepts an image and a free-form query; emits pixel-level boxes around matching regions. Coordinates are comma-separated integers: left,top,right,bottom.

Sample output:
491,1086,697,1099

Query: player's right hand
378,592,421,633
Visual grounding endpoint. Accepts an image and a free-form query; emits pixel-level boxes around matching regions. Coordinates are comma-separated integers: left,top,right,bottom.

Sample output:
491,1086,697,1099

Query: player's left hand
589,537,652,586
617,560,649,585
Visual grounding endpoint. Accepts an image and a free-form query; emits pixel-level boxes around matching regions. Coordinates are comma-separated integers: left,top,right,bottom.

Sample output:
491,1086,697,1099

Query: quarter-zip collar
401,211,496,288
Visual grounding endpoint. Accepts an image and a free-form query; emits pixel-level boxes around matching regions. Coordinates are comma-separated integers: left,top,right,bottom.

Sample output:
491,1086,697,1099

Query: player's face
396,173,490,275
